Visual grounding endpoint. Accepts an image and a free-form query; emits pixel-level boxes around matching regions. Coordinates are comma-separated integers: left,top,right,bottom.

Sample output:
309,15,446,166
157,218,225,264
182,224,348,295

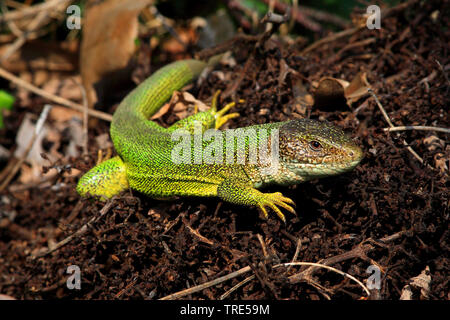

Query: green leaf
0,90,15,129
241,0,268,16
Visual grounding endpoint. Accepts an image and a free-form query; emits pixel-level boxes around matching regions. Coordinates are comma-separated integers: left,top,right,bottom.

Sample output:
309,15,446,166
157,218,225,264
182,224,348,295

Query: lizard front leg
167,90,240,134
217,178,296,222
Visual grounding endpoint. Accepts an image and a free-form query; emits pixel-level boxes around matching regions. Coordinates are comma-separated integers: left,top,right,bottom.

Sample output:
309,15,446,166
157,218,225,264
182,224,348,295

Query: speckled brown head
274,119,363,184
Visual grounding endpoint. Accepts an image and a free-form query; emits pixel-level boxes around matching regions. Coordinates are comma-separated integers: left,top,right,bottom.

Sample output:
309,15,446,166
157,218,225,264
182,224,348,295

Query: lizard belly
126,163,232,198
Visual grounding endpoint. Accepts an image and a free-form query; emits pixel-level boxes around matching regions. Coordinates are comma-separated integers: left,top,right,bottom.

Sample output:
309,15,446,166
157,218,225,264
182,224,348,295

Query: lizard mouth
285,145,363,178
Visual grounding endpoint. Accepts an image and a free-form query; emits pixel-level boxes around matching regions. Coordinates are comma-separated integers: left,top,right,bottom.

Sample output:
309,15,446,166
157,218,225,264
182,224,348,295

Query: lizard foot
96,148,113,165
256,192,296,223
210,90,242,129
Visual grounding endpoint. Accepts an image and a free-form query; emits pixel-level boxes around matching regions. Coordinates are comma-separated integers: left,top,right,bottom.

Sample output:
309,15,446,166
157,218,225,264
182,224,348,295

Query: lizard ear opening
77,156,128,199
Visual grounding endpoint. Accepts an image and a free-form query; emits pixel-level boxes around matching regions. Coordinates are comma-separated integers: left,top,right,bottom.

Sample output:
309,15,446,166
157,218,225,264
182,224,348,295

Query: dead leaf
423,135,445,152
80,0,153,110
13,111,86,184
150,101,172,120
345,72,370,105
14,113,54,165
0,294,15,300
313,77,348,109
424,135,448,173
151,91,208,121
312,73,370,109
400,266,432,300
399,285,414,300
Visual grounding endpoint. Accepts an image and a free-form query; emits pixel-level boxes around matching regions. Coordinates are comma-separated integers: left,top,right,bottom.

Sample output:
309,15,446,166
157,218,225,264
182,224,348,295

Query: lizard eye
309,140,322,151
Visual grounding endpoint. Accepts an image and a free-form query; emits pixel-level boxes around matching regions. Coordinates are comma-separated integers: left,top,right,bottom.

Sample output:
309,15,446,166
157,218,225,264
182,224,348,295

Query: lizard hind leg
77,156,129,199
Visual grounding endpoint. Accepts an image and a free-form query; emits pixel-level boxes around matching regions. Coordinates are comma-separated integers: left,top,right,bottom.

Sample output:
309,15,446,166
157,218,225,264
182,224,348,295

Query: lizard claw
210,90,243,129
96,148,112,165
256,192,296,223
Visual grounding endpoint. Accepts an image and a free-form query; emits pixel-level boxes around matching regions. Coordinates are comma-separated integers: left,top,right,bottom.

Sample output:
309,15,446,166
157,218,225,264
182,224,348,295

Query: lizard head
275,119,363,183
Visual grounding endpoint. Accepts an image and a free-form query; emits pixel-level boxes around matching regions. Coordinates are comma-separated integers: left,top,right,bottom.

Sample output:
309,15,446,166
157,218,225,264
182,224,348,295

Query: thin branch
0,7,51,62
183,221,215,246
0,66,112,122
279,262,370,297
368,89,428,166
0,2,23,37
0,0,72,23
300,27,362,56
161,231,407,300
162,260,371,300
300,0,420,56
219,274,255,300
286,237,302,273
288,231,408,285
31,197,116,259
384,125,450,134
159,266,253,300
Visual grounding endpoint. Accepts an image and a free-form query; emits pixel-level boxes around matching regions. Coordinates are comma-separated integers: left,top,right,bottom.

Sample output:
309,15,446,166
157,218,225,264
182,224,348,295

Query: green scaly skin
77,58,363,222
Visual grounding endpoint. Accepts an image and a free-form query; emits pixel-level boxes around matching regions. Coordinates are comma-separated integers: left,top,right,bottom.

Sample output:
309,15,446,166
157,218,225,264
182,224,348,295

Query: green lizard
77,57,363,222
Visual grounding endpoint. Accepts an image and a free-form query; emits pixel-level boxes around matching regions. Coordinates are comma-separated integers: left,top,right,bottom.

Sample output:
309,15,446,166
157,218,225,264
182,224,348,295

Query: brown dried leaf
14,113,55,165
312,73,370,109
423,135,445,151
424,135,448,173
151,91,208,121
80,0,153,109
313,77,348,109
400,266,432,300
345,72,370,105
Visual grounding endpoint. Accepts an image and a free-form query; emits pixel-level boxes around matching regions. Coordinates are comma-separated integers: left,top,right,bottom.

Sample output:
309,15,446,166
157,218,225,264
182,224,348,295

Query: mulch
0,0,448,300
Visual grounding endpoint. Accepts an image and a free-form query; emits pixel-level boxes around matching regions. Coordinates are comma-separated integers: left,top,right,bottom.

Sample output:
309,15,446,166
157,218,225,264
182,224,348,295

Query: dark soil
0,0,448,300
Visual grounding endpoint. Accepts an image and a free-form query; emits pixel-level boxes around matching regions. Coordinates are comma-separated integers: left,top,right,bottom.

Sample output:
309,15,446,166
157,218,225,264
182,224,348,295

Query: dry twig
384,126,450,134
0,0,72,23
368,89,428,166
0,7,51,62
31,197,116,259
0,67,112,122
159,265,253,300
